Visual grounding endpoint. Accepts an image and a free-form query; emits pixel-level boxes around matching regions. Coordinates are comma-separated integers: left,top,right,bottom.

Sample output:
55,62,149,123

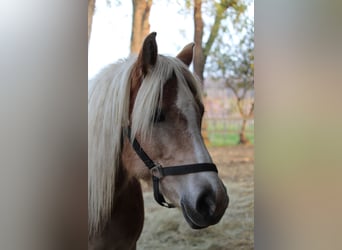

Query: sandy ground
137,145,254,250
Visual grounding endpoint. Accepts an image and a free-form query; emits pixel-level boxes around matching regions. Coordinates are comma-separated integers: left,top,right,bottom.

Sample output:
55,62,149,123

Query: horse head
122,32,229,229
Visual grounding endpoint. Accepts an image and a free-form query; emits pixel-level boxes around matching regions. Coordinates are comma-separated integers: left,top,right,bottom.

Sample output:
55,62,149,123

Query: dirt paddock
137,145,254,250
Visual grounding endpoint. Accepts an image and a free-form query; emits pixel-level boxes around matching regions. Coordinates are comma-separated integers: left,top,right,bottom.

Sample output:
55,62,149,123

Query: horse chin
180,202,209,230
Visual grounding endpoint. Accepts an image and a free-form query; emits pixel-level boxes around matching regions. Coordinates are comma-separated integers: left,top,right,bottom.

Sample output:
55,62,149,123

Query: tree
88,0,152,53
227,18,254,145
192,0,246,85
130,0,153,54
88,0,96,45
188,0,247,145
209,15,254,144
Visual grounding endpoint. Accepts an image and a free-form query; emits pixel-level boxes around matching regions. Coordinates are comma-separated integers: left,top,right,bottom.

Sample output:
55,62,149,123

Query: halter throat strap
126,127,218,208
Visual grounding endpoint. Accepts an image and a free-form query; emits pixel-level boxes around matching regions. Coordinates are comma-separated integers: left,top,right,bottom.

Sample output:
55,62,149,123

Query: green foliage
106,0,122,8
206,2,254,94
185,0,192,9
202,0,247,58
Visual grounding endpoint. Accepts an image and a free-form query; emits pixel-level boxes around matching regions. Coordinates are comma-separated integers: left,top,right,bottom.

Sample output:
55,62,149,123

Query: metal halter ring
150,163,163,179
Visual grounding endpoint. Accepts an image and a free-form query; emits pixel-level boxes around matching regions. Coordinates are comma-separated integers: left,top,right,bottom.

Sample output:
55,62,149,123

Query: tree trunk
232,92,252,145
193,0,205,84
193,0,232,85
88,0,96,46
130,0,153,54
239,117,249,145
237,98,254,145
193,0,210,145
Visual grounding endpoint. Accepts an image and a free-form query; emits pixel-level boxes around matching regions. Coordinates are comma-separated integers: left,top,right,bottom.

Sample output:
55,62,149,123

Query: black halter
126,127,218,208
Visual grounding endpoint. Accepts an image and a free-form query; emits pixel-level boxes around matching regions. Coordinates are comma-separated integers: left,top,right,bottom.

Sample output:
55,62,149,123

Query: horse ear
176,43,195,67
138,32,158,75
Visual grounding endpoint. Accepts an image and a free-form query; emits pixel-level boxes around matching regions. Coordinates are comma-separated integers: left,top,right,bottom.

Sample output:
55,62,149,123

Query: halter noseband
126,127,218,208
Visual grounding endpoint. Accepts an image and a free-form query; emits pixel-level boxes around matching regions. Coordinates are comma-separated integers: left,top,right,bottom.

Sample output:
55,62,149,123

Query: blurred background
3,1,341,249
88,0,254,249
89,0,254,147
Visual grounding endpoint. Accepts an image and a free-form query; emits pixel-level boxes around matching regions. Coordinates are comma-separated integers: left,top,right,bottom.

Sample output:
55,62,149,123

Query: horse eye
153,110,165,123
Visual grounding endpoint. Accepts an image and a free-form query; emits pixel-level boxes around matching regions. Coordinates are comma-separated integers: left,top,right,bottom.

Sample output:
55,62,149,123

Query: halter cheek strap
126,127,218,208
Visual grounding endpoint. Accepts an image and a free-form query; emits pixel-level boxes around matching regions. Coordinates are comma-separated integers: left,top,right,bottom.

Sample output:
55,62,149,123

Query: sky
88,0,254,79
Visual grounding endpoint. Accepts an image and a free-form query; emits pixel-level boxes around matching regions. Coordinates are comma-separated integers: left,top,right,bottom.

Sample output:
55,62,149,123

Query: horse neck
113,159,145,242
114,154,140,197
89,160,144,250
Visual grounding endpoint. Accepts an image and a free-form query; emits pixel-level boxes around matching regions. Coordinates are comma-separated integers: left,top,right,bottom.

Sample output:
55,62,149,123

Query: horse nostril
196,191,216,218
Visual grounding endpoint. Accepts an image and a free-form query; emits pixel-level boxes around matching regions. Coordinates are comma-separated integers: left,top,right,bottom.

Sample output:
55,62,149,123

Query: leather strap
126,127,218,208
125,127,154,168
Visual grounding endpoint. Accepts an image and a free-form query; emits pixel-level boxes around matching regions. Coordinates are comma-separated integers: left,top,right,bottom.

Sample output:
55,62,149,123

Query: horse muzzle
126,126,229,222
180,185,229,229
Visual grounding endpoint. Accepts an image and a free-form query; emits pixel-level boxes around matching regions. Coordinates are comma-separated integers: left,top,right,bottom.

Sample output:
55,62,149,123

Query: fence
203,117,254,146
201,84,254,146
206,117,254,134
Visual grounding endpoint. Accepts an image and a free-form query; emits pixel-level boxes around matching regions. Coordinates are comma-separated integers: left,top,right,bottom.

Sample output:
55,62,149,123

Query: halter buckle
150,164,163,179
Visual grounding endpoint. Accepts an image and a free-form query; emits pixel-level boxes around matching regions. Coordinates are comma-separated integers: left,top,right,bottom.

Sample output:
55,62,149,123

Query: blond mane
88,54,203,235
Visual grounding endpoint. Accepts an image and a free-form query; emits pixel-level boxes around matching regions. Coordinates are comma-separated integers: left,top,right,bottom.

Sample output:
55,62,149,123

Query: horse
88,32,229,250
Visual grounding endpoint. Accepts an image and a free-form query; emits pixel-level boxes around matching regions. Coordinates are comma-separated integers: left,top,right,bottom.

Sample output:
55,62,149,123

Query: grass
208,132,254,146
205,120,254,146
139,181,254,250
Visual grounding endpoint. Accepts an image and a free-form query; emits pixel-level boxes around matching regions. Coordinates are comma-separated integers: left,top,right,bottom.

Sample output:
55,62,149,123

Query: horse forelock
130,55,203,142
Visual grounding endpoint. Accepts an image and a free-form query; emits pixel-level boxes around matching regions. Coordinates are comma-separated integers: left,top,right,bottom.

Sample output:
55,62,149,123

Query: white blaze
176,87,212,163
